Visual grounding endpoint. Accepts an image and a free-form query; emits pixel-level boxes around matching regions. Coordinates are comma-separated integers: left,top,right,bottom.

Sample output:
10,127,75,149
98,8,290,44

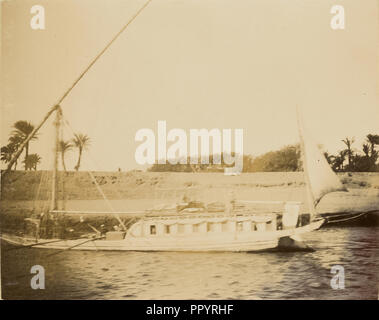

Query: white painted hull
1,219,323,252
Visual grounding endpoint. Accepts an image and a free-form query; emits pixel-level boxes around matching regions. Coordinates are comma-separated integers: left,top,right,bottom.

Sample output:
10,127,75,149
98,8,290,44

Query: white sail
298,111,347,207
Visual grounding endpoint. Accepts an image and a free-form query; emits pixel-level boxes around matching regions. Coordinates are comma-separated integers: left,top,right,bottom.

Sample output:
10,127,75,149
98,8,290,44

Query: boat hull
1,219,324,252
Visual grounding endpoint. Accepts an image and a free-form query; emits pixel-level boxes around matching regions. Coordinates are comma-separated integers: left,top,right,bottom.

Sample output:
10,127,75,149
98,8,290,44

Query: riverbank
2,170,379,201
1,171,378,234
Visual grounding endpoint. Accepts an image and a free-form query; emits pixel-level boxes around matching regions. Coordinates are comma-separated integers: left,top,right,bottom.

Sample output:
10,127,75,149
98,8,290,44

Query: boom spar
2,0,152,178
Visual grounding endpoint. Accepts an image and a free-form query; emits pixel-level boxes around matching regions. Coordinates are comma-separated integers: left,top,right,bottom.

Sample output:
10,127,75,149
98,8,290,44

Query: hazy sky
1,0,378,171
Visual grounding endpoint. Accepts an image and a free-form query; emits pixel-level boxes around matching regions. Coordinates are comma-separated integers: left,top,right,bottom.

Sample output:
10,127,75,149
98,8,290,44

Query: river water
2,224,378,300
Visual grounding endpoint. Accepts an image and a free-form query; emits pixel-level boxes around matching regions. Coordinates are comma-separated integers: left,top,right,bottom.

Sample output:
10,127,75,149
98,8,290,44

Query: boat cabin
123,201,302,239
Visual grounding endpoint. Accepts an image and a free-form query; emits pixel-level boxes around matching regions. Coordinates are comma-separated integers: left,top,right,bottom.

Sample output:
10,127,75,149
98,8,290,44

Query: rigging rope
3,0,153,176
56,0,153,106
33,170,46,212
60,115,127,231
34,142,54,214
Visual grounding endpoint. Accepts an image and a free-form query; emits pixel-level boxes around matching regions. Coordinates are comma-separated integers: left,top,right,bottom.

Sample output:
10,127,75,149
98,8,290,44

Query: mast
50,106,62,211
296,106,317,217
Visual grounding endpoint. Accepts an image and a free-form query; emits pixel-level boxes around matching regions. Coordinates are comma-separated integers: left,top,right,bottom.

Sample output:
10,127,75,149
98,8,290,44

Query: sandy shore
1,171,378,210
2,170,379,199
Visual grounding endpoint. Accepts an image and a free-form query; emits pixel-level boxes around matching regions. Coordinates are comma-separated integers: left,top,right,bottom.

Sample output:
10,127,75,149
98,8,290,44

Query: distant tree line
324,134,379,172
1,120,90,171
148,154,238,173
148,146,301,173
2,121,377,173
148,134,379,173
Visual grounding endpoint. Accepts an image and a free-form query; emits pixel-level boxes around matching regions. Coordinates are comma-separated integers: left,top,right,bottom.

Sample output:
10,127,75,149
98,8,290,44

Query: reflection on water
2,226,378,300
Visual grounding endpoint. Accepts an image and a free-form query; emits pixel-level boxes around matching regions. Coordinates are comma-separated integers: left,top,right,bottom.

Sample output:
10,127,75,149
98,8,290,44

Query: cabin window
150,225,156,235
165,225,170,234
237,222,243,232
207,223,211,232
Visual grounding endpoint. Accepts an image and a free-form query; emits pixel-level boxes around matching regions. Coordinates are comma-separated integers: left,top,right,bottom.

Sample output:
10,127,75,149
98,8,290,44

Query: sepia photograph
1,0,378,304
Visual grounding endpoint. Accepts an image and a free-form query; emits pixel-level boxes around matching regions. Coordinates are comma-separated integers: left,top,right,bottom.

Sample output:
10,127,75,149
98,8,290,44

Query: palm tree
362,144,370,158
58,140,73,172
1,144,16,167
1,135,24,170
8,135,24,169
366,134,379,157
8,134,23,148
11,121,38,170
72,133,90,171
341,137,355,169
23,153,41,171
332,150,347,172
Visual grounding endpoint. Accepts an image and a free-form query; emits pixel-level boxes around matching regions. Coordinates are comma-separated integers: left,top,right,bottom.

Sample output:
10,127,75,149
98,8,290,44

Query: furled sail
298,110,348,207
